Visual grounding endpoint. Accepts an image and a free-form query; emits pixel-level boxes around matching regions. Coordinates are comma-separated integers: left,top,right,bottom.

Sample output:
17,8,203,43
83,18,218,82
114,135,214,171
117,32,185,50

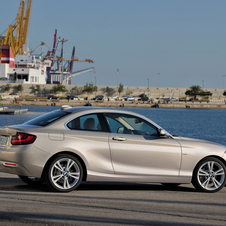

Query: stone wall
0,82,225,101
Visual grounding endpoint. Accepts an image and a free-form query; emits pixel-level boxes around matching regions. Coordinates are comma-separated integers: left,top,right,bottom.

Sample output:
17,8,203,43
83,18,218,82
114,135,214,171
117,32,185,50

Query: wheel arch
41,151,87,182
192,155,226,180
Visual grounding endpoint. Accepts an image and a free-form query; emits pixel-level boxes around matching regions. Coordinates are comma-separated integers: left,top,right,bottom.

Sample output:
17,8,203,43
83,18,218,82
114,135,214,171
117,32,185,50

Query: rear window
24,110,71,126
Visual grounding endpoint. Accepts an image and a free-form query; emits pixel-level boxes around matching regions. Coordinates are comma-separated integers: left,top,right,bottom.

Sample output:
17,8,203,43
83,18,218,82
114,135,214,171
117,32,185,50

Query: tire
161,183,181,188
18,176,44,185
192,157,226,193
44,154,83,192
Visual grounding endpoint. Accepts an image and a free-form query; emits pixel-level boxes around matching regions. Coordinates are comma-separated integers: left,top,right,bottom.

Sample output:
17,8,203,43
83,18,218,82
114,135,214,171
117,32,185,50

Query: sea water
0,105,226,146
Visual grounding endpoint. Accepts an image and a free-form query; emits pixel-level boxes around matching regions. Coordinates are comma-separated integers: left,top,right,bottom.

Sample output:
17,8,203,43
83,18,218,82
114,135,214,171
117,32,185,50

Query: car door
65,113,113,174
104,113,182,176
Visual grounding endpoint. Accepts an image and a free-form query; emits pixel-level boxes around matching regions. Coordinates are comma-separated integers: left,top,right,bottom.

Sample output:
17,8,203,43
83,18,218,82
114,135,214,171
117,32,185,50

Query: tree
105,86,116,97
4,83,11,92
52,84,67,94
185,85,202,98
185,85,212,99
16,84,23,96
34,85,41,95
118,83,124,96
82,83,96,94
71,86,82,95
223,91,226,96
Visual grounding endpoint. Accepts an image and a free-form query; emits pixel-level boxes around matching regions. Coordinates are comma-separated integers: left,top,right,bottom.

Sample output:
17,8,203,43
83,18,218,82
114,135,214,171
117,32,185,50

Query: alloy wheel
192,157,226,192
197,161,225,191
45,154,83,192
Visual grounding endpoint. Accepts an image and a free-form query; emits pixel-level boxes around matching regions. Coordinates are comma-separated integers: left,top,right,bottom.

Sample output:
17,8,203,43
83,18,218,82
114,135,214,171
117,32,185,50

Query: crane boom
44,57,94,63
62,67,95,85
23,0,32,45
1,0,32,56
16,0,25,54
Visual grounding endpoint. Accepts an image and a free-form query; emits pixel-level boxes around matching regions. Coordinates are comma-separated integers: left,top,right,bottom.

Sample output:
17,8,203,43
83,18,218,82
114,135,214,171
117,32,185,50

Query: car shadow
78,182,196,192
0,177,196,193
0,177,49,192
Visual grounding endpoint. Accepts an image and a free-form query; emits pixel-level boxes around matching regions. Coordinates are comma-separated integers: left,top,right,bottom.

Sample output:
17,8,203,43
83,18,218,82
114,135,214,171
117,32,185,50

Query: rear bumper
0,144,50,178
0,161,31,176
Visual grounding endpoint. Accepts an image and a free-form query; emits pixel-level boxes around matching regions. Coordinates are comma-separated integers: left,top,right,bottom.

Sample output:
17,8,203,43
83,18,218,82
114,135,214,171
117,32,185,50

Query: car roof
26,106,169,136
62,106,131,114
57,106,168,133
60,106,146,119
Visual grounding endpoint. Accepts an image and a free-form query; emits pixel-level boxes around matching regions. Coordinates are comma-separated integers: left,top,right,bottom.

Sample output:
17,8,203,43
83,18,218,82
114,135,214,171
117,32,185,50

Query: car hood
173,136,226,156
174,136,224,146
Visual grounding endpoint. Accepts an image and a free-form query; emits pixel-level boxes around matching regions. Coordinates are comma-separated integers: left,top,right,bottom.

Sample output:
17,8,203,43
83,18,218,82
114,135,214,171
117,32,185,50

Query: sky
1,0,226,89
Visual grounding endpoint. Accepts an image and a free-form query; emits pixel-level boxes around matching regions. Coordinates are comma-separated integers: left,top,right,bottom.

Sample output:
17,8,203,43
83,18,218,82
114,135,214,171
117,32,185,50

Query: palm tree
190,85,202,93
185,85,202,99
185,85,212,100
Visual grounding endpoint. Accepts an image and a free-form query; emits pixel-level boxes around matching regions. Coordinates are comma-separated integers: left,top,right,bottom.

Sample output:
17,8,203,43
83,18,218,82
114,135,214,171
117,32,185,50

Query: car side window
67,114,103,131
104,113,158,136
105,116,124,133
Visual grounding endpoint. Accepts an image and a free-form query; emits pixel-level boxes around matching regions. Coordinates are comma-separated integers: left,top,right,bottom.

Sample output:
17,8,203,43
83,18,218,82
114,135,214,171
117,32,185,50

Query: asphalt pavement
0,172,225,226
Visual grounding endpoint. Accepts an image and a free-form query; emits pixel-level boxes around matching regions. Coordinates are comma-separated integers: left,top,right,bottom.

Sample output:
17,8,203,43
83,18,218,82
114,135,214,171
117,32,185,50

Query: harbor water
0,105,226,146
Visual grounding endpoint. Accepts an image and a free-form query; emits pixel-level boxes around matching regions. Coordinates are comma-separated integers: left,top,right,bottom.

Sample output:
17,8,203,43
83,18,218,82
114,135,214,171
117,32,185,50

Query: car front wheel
44,154,83,192
192,157,226,193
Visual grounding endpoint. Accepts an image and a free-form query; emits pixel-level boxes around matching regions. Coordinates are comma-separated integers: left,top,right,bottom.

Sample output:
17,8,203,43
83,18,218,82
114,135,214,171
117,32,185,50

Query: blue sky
1,0,226,89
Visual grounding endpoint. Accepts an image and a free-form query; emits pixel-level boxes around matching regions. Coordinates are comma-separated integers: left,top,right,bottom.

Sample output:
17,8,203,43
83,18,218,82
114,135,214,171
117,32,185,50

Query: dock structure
0,82,226,102
0,107,28,115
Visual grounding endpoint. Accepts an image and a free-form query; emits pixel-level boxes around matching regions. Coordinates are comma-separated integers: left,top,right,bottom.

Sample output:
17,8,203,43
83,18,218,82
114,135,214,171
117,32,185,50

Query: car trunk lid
0,127,18,147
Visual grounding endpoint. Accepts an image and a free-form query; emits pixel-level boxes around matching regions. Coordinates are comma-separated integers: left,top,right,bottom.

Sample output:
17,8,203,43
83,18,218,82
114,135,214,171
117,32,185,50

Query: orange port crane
44,56,94,63
1,0,32,56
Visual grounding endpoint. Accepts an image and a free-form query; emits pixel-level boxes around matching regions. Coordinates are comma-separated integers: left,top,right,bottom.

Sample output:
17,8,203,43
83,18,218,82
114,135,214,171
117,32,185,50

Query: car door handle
112,137,127,141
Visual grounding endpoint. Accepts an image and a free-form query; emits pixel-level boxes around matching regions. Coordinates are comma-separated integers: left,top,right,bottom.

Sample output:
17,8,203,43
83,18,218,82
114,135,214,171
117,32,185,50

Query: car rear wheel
18,176,44,185
192,157,226,193
44,154,83,192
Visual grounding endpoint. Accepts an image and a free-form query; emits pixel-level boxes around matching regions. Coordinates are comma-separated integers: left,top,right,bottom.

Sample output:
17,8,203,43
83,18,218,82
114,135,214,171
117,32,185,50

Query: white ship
0,45,50,84
0,45,95,85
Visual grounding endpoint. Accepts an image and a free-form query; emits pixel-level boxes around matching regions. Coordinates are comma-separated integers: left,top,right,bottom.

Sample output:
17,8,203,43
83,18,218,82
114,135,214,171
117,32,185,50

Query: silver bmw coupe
0,106,225,193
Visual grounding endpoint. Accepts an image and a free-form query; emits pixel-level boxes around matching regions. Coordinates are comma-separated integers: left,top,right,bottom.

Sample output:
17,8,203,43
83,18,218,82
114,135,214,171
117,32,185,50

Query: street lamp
147,78,149,97
222,75,226,89
95,76,96,96
117,69,120,97
202,80,204,89
157,73,160,98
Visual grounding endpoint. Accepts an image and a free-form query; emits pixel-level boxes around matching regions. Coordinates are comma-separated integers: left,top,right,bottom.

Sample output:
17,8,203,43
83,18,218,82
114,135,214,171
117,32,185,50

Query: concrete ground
0,172,225,226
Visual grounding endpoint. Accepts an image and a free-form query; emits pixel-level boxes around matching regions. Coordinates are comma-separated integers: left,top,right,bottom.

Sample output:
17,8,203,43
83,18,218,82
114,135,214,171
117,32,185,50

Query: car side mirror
158,129,168,137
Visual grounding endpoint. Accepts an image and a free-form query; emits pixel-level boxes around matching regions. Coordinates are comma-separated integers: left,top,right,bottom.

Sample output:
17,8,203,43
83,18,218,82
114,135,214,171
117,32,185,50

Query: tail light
11,132,36,145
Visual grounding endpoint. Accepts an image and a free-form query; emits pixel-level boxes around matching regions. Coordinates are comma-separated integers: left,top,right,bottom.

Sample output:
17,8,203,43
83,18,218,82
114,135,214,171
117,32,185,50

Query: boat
0,45,50,84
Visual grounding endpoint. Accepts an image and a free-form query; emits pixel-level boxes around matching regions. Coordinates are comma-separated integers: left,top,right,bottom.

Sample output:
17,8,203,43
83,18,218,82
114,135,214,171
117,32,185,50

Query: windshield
24,110,71,126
